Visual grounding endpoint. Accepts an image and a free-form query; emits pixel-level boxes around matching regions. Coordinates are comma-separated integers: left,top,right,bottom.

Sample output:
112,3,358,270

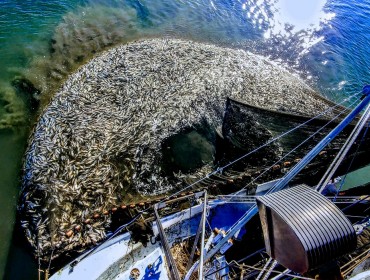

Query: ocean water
0,0,369,278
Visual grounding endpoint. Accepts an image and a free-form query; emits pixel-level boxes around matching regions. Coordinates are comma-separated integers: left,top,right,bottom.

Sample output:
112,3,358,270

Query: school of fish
18,38,336,259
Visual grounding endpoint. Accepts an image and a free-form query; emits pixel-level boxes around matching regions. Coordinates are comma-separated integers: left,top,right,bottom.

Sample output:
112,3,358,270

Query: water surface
1,0,369,278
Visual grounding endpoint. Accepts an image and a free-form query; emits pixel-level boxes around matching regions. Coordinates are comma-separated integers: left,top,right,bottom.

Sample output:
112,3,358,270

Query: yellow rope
341,249,370,276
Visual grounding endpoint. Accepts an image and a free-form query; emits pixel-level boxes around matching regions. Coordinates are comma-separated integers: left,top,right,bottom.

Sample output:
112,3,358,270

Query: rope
227,260,315,280
236,248,265,263
206,217,212,231
270,268,291,280
37,243,42,280
38,255,41,280
45,248,54,280
256,257,272,280
342,194,370,213
341,249,370,276
261,260,278,280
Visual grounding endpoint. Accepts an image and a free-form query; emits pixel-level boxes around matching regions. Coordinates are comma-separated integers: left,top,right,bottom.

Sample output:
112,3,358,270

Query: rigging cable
45,248,54,280
227,260,314,280
341,194,370,213
333,124,369,200
335,125,369,199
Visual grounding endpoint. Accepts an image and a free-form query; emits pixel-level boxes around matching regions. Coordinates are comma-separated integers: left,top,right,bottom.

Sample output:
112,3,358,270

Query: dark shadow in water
11,77,40,114
3,226,38,280
4,206,84,280
1,126,38,280
161,125,216,175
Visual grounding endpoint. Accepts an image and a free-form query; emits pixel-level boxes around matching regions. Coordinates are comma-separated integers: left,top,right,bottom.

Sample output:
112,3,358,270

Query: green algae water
0,2,86,277
0,1,85,125
0,128,28,278
1,0,369,278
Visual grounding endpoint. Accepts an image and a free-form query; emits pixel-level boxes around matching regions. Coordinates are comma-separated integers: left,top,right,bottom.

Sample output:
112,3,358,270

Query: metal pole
316,99,370,193
187,209,205,271
270,268,291,280
199,191,207,279
256,257,272,280
153,205,181,280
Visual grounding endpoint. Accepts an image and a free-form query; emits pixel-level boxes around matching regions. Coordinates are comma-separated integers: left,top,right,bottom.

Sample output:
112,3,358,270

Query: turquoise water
0,0,369,278
341,165,370,191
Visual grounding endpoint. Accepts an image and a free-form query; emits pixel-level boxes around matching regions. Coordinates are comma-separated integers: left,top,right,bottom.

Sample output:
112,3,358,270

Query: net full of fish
18,38,336,259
